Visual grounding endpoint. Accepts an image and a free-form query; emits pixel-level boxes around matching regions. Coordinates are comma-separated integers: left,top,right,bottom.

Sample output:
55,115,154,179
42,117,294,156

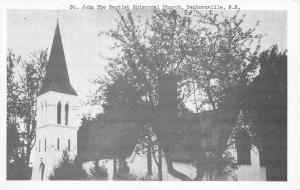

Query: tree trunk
206,86,216,111
192,79,199,113
194,160,205,181
113,157,117,179
25,122,32,165
162,143,192,181
151,125,192,181
158,145,162,180
147,144,152,176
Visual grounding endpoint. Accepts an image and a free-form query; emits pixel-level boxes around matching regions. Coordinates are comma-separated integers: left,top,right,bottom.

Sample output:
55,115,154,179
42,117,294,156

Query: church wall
82,144,267,181
32,125,77,179
32,125,78,180
82,151,196,181
227,143,267,181
32,91,79,180
127,145,267,181
98,143,266,181
126,152,171,180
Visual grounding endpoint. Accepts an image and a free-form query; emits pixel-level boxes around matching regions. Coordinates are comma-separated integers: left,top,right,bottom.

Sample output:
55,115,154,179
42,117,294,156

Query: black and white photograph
2,1,295,186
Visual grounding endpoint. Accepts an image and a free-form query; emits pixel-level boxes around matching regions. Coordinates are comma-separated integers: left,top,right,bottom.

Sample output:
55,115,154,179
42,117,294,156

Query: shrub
113,159,137,180
49,151,87,180
88,161,108,180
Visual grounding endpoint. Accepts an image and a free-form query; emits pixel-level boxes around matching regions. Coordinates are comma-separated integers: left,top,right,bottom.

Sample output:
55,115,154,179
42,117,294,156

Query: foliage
183,109,240,180
91,10,264,180
241,45,287,180
114,165,137,181
7,50,22,179
89,75,160,174
7,49,48,180
19,49,48,164
7,157,32,180
135,125,156,155
197,152,238,180
49,151,88,180
114,172,137,181
110,158,137,180
95,10,198,181
101,77,140,122
183,11,262,111
88,160,108,180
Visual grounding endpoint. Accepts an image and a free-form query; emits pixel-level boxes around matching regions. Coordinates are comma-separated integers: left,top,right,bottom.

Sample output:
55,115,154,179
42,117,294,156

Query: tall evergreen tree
242,45,287,180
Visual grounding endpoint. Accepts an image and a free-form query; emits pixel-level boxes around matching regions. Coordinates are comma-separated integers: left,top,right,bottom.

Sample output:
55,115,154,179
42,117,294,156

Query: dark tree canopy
241,45,287,180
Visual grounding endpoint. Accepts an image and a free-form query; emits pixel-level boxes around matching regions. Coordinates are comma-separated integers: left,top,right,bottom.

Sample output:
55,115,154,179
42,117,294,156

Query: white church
31,21,79,180
31,22,266,181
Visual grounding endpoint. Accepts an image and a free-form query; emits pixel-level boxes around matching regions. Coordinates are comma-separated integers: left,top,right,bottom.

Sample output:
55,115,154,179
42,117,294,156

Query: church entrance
39,158,45,180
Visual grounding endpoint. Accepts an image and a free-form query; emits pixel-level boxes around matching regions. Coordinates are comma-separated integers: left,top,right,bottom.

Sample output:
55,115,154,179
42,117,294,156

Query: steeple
39,21,77,96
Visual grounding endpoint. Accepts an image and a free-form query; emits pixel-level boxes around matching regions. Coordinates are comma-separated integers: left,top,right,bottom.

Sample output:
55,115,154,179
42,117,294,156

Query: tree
49,151,88,180
88,160,108,180
183,11,262,111
97,9,195,180
81,77,143,179
94,10,263,180
90,74,164,179
7,49,48,179
241,45,287,180
134,124,163,179
18,49,48,165
7,50,21,163
179,13,262,176
7,50,23,179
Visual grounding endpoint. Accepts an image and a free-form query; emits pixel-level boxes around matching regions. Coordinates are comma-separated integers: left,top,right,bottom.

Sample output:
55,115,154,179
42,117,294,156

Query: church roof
39,21,77,96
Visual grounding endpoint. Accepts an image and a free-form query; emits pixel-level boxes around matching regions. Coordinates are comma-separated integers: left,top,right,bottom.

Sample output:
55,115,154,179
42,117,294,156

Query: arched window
57,102,61,124
39,160,45,180
57,138,60,151
44,138,47,151
65,103,69,125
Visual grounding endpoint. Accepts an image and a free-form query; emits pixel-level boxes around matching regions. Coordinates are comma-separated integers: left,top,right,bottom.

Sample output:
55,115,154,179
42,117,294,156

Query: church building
31,21,79,180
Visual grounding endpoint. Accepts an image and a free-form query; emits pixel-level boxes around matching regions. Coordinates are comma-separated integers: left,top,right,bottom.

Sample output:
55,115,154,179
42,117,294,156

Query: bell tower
31,20,78,180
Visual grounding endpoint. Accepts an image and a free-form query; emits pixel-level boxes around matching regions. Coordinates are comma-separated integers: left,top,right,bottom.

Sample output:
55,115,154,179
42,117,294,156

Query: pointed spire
39,21,77,96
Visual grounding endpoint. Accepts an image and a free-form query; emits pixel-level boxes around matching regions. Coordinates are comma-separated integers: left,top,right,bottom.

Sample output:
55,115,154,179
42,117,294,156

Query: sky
7,10,287,117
